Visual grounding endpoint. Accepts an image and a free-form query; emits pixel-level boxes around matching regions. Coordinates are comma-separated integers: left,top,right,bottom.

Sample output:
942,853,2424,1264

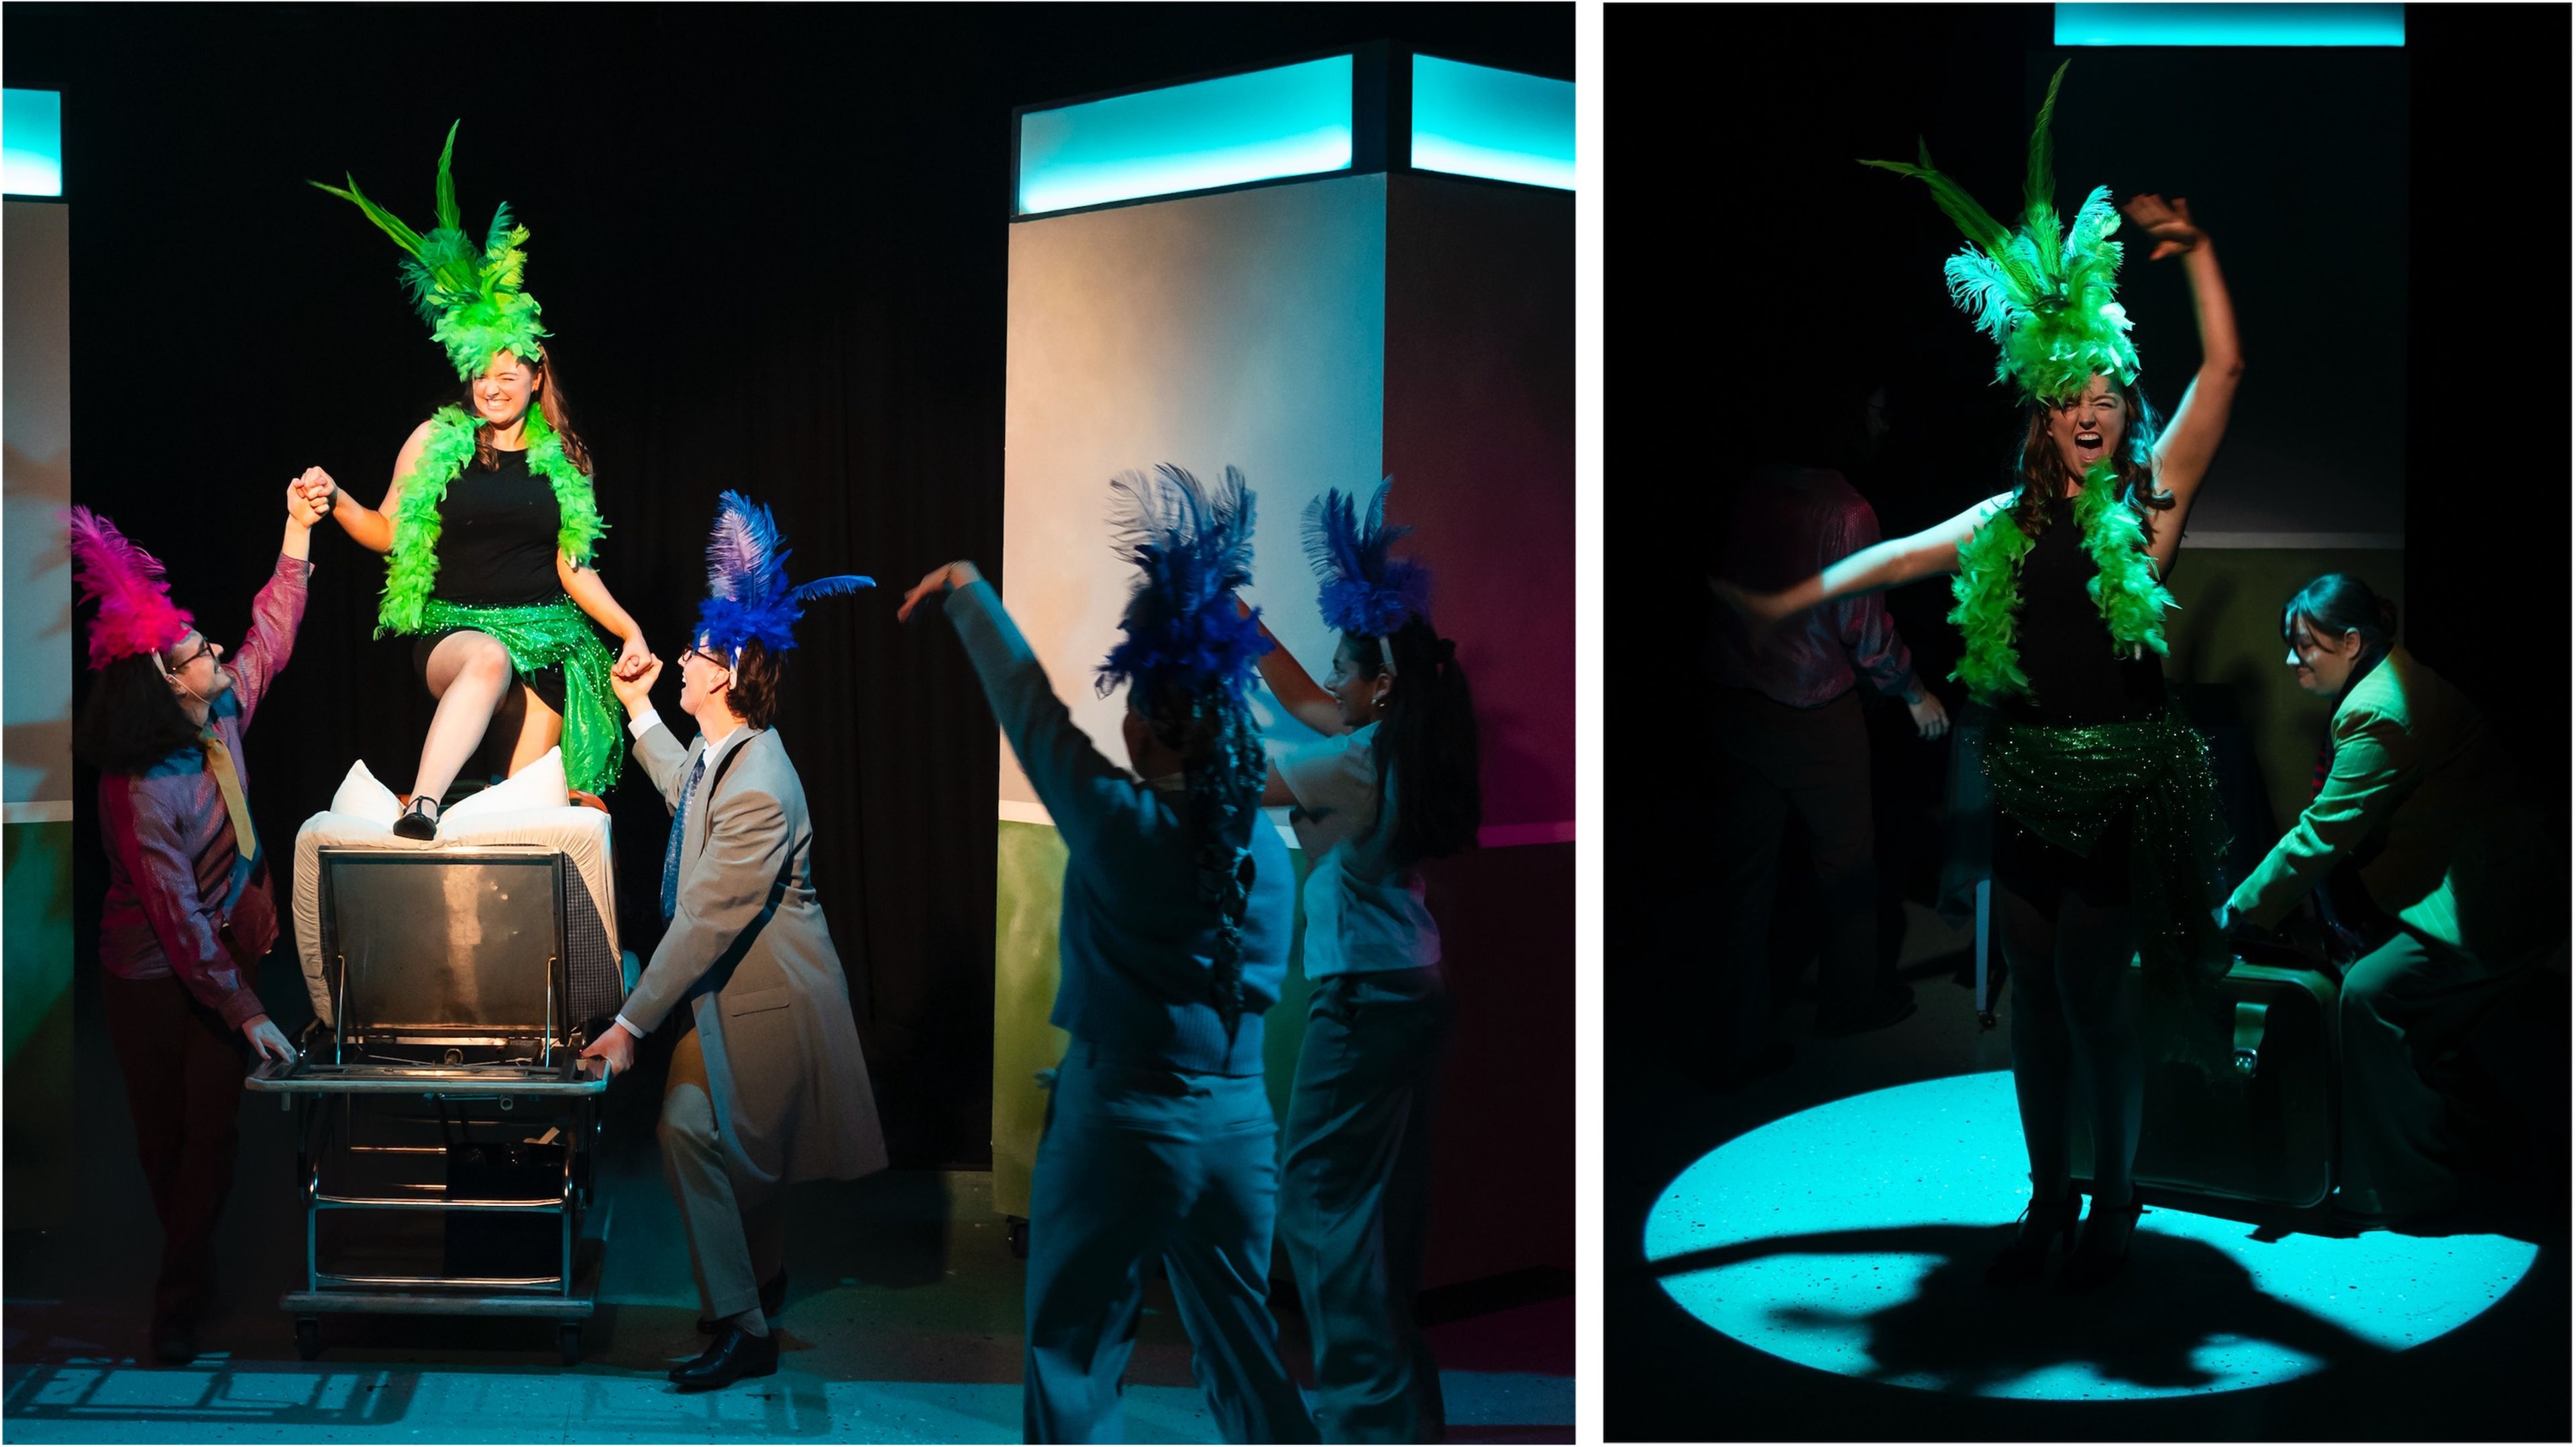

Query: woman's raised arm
1711,492,2010,628
2129,194,2243,569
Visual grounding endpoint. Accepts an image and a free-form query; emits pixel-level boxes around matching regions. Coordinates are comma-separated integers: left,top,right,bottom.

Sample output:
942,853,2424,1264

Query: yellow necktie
199,727,259,862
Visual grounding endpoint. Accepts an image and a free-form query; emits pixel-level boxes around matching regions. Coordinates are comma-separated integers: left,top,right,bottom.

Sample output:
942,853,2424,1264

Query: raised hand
896,561,982,622
2121,193,2204,261
613,632,653,682
609,653,661,711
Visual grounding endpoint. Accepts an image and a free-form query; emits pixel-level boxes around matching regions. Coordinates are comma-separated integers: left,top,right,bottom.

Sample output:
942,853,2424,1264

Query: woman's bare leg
2056,894,2144,1240
413,632,515,804
506,686,563,778
2000,885,2073,1203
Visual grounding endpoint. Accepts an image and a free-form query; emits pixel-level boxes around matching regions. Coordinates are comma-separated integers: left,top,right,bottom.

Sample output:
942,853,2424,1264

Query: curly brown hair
2006,374,2171,544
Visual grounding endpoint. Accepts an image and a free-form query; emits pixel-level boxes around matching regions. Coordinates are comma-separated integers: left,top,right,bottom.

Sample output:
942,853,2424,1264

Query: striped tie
660,751,707,922
199,727,258,862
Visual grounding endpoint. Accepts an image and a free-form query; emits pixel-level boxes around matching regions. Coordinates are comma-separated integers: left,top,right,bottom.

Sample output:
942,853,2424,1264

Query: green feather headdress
311,122,549,379
1861,62,2138,405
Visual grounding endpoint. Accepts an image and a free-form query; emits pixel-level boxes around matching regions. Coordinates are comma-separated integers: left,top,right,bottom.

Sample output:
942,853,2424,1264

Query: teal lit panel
1017,56,1353,216
1411,55,1574,191
3,90,62,197
2056,3,2404,46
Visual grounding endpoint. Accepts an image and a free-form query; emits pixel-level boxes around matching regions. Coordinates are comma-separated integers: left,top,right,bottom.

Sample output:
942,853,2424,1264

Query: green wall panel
991,817,1314,1220
4,819,76,1228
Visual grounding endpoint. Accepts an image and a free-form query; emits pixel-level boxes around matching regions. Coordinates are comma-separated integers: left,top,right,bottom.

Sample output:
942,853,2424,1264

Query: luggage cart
248,848,619,1364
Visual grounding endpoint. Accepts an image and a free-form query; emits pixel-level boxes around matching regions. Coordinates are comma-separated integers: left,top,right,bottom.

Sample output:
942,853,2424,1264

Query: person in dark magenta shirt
1703,396,1949,1091
70,479,320,1365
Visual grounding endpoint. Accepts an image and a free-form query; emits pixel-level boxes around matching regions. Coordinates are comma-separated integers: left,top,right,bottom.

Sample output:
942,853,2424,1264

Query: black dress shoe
150,1320,198,1366
697,1271,786,1336
670,1324,779,1391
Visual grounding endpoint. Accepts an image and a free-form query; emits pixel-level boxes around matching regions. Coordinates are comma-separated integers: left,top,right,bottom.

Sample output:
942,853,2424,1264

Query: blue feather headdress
1095,465,1272,702
694,492,873,658
1304,476,1430,644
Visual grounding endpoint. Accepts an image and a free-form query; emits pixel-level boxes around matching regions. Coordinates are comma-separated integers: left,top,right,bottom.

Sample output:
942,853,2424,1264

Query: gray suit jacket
625,721,887,1185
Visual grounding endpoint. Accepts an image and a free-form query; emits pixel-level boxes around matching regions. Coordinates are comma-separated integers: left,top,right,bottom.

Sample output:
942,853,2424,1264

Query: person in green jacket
2222,574,2544,1226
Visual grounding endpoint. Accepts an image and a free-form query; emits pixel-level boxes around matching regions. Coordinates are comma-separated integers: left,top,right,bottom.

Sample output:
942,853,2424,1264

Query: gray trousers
1022,1045,1317,1445
2337,930,2524,1216
660,1024,786,1322
1279,969,1450,1444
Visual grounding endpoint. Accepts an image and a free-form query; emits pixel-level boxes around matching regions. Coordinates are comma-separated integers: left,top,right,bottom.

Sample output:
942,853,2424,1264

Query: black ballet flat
1985,1192,2081,1287
392,796,439,841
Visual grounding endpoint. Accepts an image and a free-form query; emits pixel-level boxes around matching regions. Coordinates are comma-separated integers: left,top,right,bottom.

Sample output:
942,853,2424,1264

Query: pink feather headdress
65,506,195,670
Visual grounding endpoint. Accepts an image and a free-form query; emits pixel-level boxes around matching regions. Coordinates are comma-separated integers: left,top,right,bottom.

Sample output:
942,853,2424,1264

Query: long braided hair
1096,466,1272,1043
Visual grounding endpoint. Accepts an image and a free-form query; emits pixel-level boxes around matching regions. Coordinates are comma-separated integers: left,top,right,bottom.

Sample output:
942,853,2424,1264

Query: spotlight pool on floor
1643,1071,2536,1400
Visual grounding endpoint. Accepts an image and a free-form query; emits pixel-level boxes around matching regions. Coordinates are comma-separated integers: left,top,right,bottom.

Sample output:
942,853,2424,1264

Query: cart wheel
294,1318,322,1360
1008,1217,1029,1261
557,1322,583,1366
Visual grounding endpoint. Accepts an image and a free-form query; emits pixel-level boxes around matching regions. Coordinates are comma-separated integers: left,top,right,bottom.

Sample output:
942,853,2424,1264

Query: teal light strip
1017,56,1353,216
1411,55,1575,191
3,89,63,197
2055,3,2404,46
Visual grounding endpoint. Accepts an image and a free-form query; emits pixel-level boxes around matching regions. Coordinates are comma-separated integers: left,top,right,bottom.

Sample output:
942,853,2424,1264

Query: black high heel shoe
1985,1191,2081,1286
2061,1192,2145,1293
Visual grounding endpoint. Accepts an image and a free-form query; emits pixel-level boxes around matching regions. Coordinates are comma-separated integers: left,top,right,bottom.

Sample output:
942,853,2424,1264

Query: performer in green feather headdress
300,122,649,831
1713,61,2247,1293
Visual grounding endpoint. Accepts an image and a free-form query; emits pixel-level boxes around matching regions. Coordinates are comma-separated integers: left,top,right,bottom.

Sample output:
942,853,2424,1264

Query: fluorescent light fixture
1411,55,1575,191
1017,56,1353,216
3,89,63,197
1645,1071,2535,1399
2056,3,2406,46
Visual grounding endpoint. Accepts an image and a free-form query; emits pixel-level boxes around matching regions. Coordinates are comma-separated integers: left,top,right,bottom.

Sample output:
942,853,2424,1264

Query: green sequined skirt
411,598,622,796
1982,712,2235,1077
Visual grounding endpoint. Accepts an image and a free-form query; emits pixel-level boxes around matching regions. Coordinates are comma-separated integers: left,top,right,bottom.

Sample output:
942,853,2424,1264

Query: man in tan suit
582,495,885,1391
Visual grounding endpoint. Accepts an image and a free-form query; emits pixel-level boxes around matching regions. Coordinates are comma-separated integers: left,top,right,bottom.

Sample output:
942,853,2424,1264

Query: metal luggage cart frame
247,848,618,1364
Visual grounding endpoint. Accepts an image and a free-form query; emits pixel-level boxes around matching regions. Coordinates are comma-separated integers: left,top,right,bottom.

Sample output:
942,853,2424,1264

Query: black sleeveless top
2000,496,2166,727
431,447,561,607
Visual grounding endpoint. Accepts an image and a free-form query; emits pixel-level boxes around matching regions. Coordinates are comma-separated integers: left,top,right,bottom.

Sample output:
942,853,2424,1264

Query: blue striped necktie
660,750,708,922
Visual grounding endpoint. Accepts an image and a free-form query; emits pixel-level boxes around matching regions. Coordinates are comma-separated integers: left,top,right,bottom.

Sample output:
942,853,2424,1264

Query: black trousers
101,971,249,1328
1711,687,1879,1067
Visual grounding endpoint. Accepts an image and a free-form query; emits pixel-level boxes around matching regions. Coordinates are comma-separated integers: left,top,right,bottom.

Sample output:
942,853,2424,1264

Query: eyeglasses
679,645,737,671
168,638,217,672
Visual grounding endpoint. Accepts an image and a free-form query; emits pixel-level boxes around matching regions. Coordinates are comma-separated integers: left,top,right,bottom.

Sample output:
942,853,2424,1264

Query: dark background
11,2,1572,1170
1610,4,2569,1438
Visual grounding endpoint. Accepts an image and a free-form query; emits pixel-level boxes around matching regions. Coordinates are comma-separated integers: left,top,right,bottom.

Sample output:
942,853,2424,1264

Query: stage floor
3,965,1572,1443
1609,902,2571,1441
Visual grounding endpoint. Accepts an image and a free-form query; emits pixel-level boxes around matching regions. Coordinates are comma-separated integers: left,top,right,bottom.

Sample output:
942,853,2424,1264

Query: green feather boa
1948,462,2177,704
376,407,606,637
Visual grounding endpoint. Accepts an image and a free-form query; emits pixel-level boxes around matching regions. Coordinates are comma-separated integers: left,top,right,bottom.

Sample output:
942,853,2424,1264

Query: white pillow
329,760,404,830
437,747,572,834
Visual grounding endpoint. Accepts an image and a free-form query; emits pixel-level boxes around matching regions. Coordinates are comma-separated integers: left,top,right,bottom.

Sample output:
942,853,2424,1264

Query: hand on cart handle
242,1014,297,1065
580,1020,638,1075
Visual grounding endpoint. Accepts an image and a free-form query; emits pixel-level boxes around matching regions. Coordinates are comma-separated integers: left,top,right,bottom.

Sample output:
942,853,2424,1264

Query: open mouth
2074,431,2104,454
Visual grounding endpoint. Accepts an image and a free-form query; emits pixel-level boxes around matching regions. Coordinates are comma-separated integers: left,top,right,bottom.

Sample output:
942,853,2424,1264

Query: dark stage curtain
17,3,1570,1165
